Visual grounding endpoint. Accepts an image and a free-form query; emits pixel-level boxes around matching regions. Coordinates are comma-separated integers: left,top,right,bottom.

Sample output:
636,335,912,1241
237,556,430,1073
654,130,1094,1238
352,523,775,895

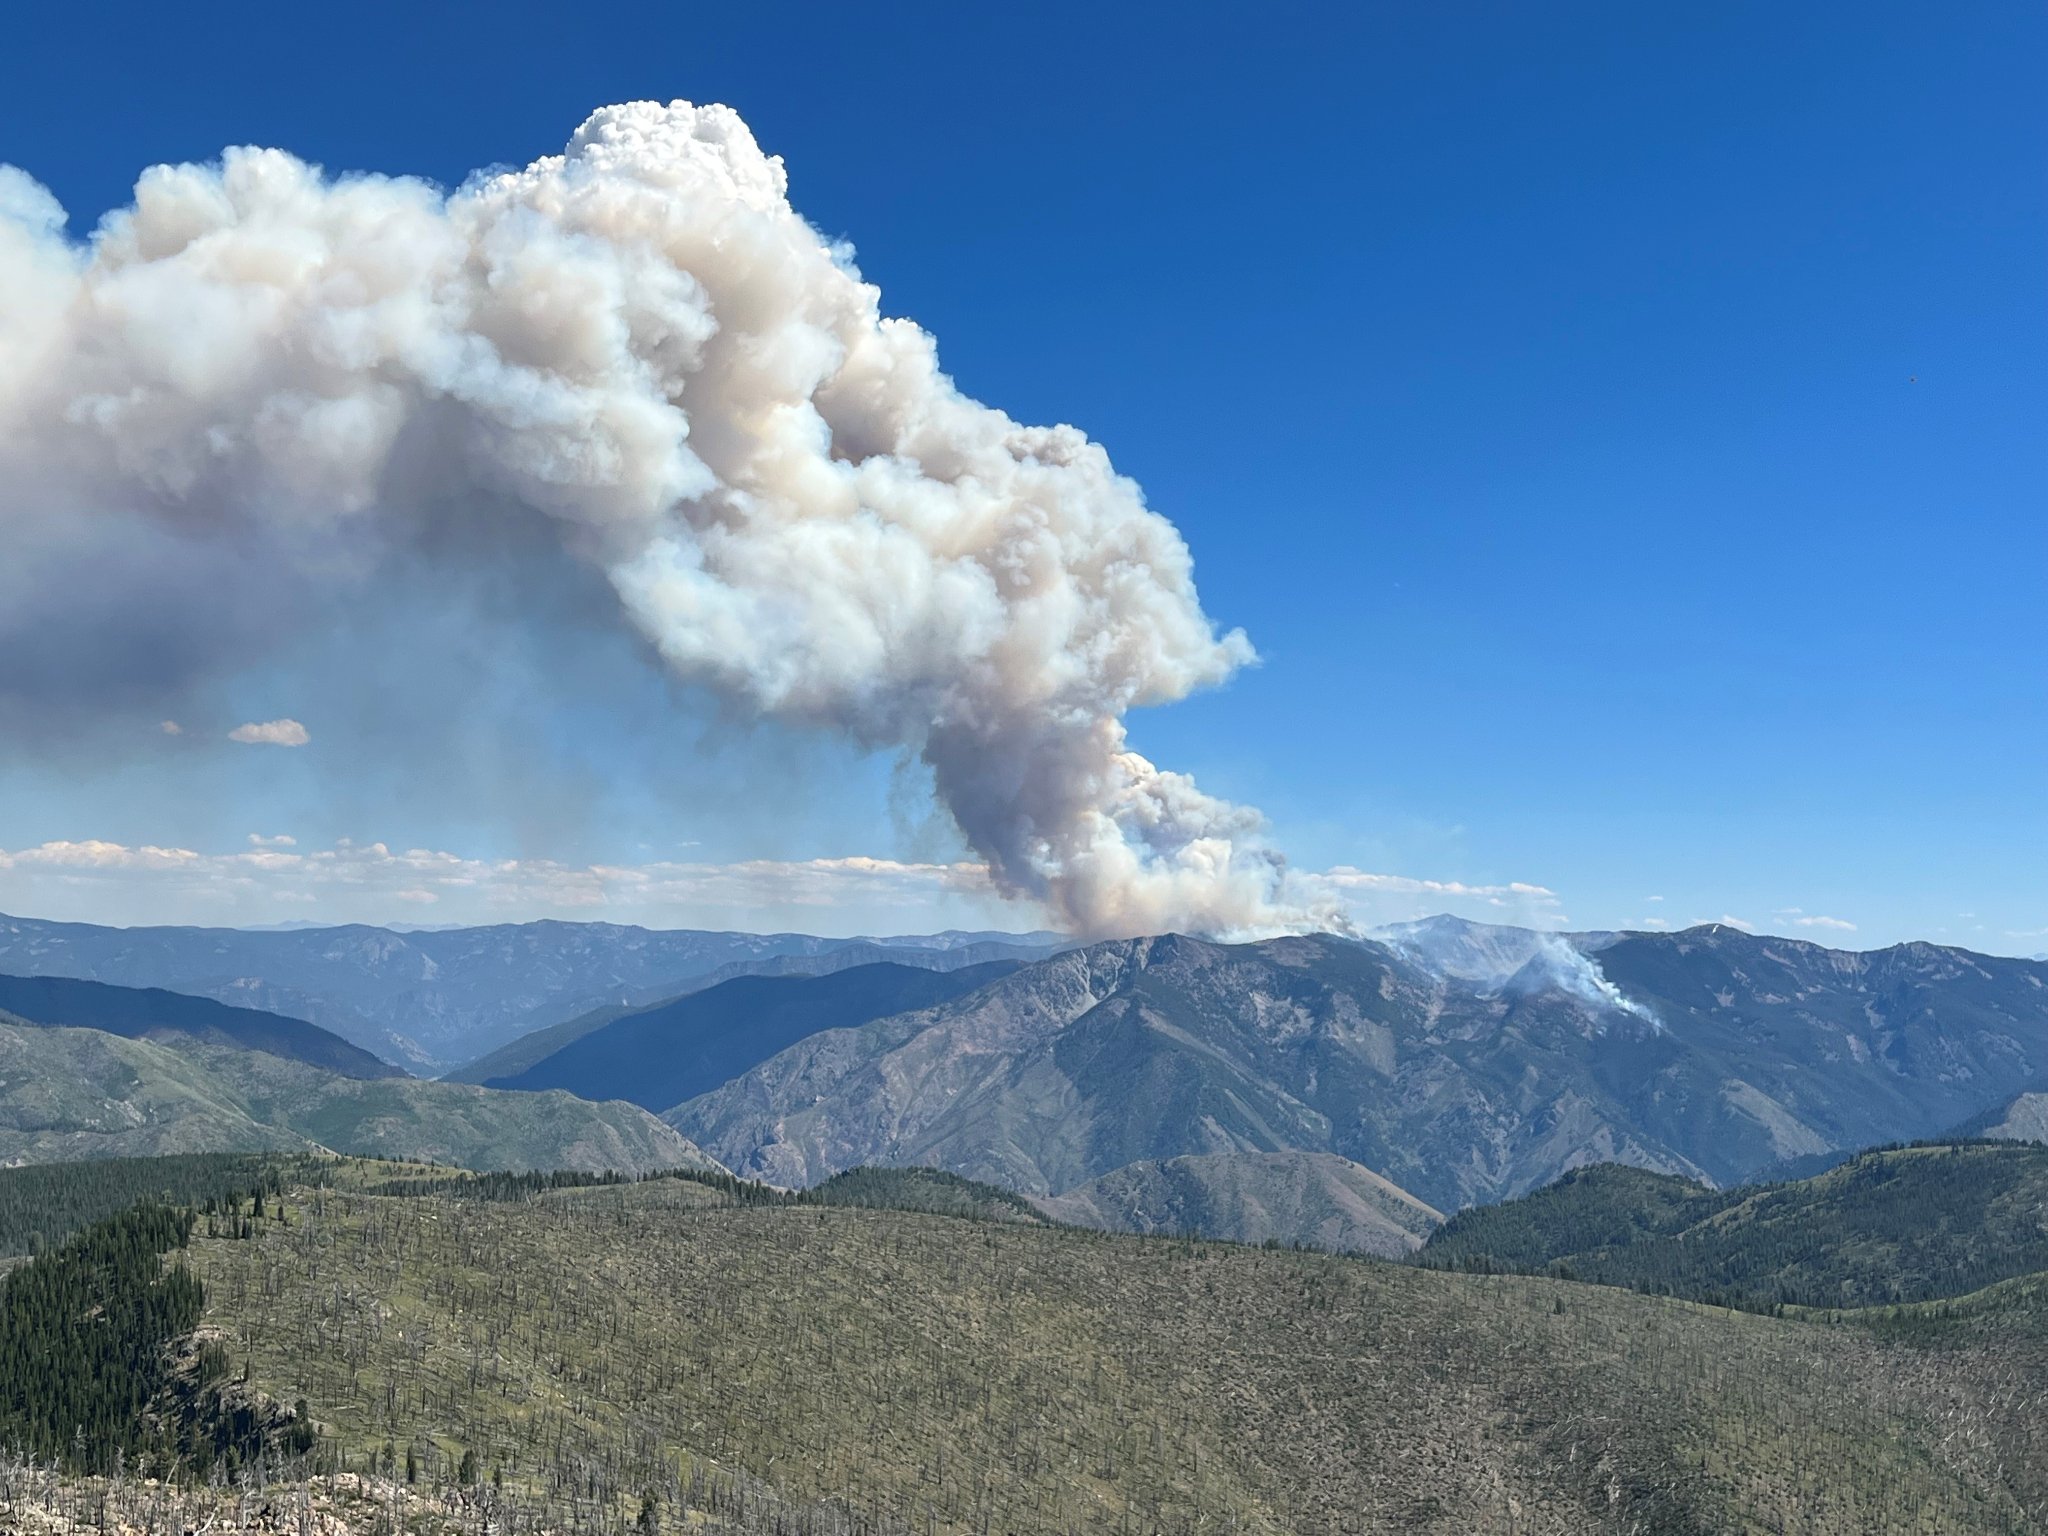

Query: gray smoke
0,103,1344,938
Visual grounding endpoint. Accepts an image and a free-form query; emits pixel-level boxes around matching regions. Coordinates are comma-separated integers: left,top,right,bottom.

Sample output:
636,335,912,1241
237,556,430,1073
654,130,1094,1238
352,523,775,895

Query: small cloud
247,833,297,849
392,888,439,905
1690,914,1756,933
1791,914,1856,932
1629,916,1673,930
159,720,183,736
1645,894,1664,903
228,718,310,747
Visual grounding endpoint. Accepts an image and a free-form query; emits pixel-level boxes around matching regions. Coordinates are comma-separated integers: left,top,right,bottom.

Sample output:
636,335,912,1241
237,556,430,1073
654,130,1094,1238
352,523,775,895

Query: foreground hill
0,912,1059,1071
1417,1141,2048,1309
0,971,400,1078
0,1022,715,1173
163,1168,2045,1533
671,928,2048,1212
467,960,1025,1109
1037,1149,1444,1256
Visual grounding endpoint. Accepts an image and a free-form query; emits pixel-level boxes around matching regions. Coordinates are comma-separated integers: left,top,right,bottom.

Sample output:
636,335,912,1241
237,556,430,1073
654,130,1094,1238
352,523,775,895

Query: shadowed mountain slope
0,971,400,1079
475,960,1025,1110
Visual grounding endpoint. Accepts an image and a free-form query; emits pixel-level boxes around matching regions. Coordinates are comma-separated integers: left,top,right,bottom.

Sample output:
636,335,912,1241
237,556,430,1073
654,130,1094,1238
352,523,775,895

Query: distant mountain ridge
0,971,400,1080
0,913,1063,1071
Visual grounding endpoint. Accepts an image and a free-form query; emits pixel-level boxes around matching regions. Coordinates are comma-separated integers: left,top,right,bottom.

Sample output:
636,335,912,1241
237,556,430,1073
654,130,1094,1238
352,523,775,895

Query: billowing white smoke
0,102,1343,939
1521,938,1662,1031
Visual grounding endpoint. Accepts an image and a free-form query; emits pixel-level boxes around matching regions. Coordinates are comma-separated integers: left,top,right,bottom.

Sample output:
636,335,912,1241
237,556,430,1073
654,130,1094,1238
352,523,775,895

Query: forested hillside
1418,1142,2048,1309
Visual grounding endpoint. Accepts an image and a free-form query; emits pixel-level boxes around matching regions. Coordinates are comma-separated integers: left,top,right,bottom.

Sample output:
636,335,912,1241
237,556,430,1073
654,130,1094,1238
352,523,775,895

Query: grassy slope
0,1024,718,1175
0,1025,309,1162
174,1040,724,1174
1419,1143,2048,1308
186,1177,2042,1535
1038,1150,1444,1257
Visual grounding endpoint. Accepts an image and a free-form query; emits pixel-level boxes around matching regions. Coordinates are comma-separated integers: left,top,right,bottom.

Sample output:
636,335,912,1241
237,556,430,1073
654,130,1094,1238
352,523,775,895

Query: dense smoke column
0,101,1341,938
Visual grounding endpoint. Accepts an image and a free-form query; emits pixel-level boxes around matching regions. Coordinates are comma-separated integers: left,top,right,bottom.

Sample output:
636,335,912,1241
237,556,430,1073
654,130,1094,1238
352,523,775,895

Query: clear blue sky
0,1,2041,946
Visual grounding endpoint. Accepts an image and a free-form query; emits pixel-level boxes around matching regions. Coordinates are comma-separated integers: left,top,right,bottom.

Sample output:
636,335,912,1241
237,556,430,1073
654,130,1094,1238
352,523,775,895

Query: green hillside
0,1023,719,1175
1418,1142,2048,1309
159,1169,2045,1534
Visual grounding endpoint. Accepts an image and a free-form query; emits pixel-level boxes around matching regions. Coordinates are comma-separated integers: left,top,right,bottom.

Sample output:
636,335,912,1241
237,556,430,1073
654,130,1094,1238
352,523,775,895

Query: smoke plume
0,102,1343,938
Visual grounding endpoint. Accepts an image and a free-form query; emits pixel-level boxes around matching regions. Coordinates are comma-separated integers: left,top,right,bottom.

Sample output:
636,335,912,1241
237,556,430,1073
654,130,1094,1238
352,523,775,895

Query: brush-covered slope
181,1171,2048,1534
0,1022,715,1173
1418,1142,2048,1308
0,971,400,1078
1037,1150,1443,1256
470,960,1024,1110
672,928,2048,1214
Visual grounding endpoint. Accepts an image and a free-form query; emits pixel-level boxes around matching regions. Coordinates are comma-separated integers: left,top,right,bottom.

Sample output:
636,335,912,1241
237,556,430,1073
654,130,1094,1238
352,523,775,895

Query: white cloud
228,719,310,747
0,835,1006,931
159,720,183,736
1324,869,1559,903
1644,894,1664,903
1790,914,1856,932
1627,916,1674,930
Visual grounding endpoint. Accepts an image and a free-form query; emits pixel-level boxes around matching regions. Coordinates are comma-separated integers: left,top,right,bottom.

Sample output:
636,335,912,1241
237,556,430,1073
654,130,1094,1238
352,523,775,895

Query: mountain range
669,923,2048,1213
5,910,2048,1253
0,913,1063,1071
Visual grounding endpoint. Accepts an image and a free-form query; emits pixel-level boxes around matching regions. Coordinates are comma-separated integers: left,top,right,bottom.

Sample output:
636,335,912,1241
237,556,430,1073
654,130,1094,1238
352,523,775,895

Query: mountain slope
479,960,1025,1110
0,1025,309,1161
1418,1142,2048,1309
672,928,2048,1213
1037,1150,1443,1256
1951,1081,2048,1142
445,948,1037,1087
0,912,1059,1071
0,971,400,1079
0,1022,716,1174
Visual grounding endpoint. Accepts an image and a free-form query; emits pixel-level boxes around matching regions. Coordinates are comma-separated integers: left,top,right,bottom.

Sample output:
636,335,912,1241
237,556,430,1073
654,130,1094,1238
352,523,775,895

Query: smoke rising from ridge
0,102,1343,939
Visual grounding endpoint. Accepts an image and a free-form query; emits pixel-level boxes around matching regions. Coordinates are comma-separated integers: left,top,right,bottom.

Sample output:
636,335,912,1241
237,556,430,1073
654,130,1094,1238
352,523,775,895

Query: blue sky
0,1,2041,946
